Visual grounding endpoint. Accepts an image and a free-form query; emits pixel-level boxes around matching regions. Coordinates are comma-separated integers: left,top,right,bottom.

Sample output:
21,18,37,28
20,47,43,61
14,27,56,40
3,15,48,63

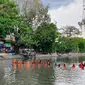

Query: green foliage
23,0,51,29
55,37,72,53
19,28,34,46
72,37,85,52
55,37,85,53
33,22,58,53
0,0,19,38
61,26,80,37
0,0,34,48
1,0,85,54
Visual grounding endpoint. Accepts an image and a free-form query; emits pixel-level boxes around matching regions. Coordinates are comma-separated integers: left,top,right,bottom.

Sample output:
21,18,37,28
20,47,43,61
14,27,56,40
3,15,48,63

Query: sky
17,0,83,29
41,0,74,9
41,0,83,28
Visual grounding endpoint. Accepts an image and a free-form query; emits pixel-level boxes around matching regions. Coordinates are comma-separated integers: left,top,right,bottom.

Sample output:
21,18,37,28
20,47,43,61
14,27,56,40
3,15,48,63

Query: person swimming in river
38,59,41,64
32,60,36,64
72,64,76,69
62,64,66,69
55,63,61,67
47,60,50,65
79,62,84,70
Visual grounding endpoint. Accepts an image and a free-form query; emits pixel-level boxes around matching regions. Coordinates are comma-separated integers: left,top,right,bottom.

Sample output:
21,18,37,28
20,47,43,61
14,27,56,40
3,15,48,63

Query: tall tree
34,22,57,53
23,0,51,30
0,0,20,38
78,19,85,34
0,0,32,41
61,26,80,37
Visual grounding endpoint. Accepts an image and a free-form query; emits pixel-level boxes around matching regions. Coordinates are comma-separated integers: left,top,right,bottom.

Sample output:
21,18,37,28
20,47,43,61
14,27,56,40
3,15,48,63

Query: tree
55,37,74,53
55,37,85,53
0,0,31,40
0,0,20,38
19,27,36,47
0,0,34,51
23,0,51,30
33,22,57,53
61,26,80,37
78,19,85,35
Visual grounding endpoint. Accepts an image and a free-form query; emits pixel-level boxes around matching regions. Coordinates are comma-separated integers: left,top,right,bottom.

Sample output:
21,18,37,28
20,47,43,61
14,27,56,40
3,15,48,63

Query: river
0,56,85,85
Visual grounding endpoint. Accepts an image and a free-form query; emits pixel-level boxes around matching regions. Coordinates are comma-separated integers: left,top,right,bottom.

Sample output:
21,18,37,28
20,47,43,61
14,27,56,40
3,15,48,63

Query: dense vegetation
55,37,85,53
0,0,85,53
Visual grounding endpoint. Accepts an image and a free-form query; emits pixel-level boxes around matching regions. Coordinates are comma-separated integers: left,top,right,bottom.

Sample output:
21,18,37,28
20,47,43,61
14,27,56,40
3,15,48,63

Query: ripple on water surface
0,58,85,85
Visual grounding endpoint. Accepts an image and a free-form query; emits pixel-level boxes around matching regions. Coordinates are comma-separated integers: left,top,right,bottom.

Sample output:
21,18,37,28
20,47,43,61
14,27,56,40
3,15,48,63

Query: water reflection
13,63,17,70
38,63,41,70
26,61,30,70
32,63,36,70
0,56,85,85
54,66,85,85
57,56,79,63
4,67,16,84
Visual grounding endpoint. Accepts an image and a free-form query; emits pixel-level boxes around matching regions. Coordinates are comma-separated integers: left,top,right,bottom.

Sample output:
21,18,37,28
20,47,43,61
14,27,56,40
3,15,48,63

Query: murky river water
0,56,85,85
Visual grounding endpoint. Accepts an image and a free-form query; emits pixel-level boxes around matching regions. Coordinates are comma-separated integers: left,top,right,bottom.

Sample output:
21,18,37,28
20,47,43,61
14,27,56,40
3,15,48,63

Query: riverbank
56,53,85,58
0,53,22,60
0,53,85,60
36,53,85,57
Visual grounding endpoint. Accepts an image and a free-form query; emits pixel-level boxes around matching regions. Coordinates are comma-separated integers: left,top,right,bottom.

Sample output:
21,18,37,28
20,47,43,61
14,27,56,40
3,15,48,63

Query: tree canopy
1,0,85,54
23,0,51,29
0,0,32,44
0,0,20,38
33,22,58,53
61,26,80,37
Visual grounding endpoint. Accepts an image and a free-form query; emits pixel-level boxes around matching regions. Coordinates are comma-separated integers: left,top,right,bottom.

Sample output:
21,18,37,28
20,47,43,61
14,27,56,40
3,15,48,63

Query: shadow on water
78,56,85,62
56,56,85,63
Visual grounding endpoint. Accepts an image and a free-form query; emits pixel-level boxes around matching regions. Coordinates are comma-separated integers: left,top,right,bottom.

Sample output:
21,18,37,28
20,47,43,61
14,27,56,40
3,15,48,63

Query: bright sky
41,0,83,29
17,0,83,29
